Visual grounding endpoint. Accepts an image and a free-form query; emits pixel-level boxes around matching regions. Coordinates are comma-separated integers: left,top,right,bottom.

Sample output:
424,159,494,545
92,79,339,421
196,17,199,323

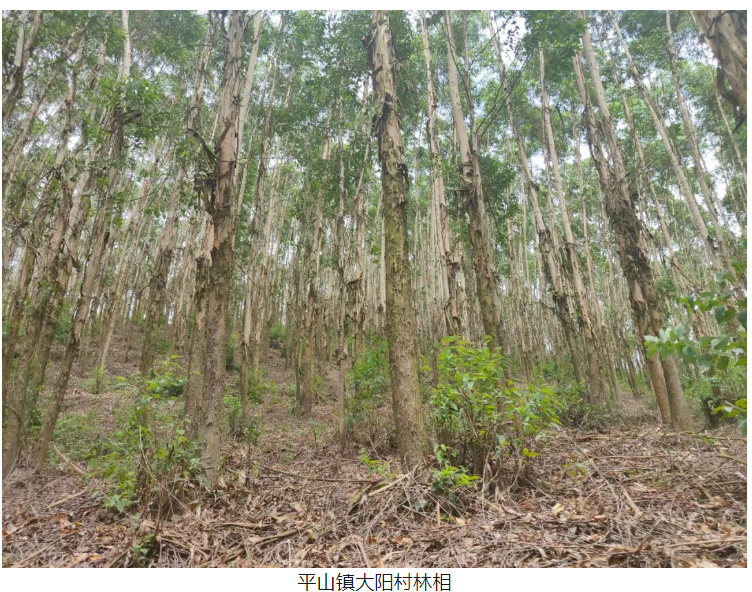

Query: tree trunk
195,10,248,484
693,10,747,118
666,13,741,283
140,18,216,375
4,13,129,474
445,11,505,355
300,187,325,416
420,11,461,337
365,10,426,470
488,17,584,387
2,10,43,126
539,46,607,404
614,17,731,280
32,212,111,467
575,14,688,427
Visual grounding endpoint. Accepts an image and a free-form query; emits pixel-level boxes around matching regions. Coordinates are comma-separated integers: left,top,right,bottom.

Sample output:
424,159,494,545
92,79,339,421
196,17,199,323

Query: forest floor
2,336,747,568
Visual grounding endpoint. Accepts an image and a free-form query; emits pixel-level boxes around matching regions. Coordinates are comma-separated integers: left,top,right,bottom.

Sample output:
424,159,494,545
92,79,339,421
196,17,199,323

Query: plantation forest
0,9,748,568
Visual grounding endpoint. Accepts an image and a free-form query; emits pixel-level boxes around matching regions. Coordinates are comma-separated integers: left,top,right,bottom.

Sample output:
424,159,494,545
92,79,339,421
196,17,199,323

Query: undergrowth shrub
555,382,613,430
646,269,747,435
345,338,390,447
141,357,187,398
225,332,239,371
85,364,117,394
429,336,562,488
358,451,395,479
156,338,172,355
248,382,265,405
269,323,286,351
532,359,572,387
685,366,747,428
85,360,200,514
223,394,260,444
54,310,73,343
92,364,108,394
432,443,479,502
312,373,325,396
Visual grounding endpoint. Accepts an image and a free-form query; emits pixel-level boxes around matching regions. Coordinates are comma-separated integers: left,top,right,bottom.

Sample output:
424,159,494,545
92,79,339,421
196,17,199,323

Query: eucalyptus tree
190,10,250,482
693,10,747,119
365,10,426,470
2,8,745,479
573,11,689,427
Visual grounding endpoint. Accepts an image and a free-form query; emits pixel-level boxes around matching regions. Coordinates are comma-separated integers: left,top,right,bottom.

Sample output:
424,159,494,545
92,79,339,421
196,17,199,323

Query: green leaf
681,345,698,361
697,354,713,374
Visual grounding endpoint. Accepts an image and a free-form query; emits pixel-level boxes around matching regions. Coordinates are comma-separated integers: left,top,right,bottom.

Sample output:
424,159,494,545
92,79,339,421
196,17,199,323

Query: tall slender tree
364,10,426,470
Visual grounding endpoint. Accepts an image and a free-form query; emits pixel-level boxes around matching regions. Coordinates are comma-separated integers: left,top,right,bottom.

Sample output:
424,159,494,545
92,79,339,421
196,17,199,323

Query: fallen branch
49,489,88,508
52,444,85,476
212,521,267,530
717,453,747,466
665,537,747,549
250,528,300,546
259,463,373,484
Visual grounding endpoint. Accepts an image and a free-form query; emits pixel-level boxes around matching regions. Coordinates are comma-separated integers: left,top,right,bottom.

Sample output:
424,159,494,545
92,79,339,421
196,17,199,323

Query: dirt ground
2,338,747,567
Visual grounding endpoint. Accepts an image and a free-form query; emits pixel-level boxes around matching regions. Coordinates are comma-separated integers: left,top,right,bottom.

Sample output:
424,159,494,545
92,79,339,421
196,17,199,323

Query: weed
48,411,100,463
223,394,260,444
358,451,395,479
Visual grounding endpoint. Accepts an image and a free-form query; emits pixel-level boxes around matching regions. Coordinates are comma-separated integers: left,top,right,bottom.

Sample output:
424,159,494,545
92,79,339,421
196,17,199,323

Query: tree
693,10,747,120
364,10,426,470
193,10,249,483
444,11,507,357
574,11,689,427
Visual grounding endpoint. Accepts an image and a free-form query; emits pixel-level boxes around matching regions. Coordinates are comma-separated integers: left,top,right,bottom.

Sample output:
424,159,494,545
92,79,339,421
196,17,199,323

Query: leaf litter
2,350,746,568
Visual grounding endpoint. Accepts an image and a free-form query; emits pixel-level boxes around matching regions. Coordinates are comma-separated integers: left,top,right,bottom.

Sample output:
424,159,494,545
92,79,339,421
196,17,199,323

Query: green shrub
646,269,747,435
432,444,479,501
224,333,239,371
142,357,187,398
312,373,325,395
346,339,390,445
430,336,562,477
86,364,116,394
85,384,201,514
532,359,572,386
223,394,260,444
54,310,73,343
130,533,158,567
556,382,613,430
156,338,172,354
249,382,264,405
685,367,747,428
93,364,107,394
269,323,287,351
358,451,395,479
